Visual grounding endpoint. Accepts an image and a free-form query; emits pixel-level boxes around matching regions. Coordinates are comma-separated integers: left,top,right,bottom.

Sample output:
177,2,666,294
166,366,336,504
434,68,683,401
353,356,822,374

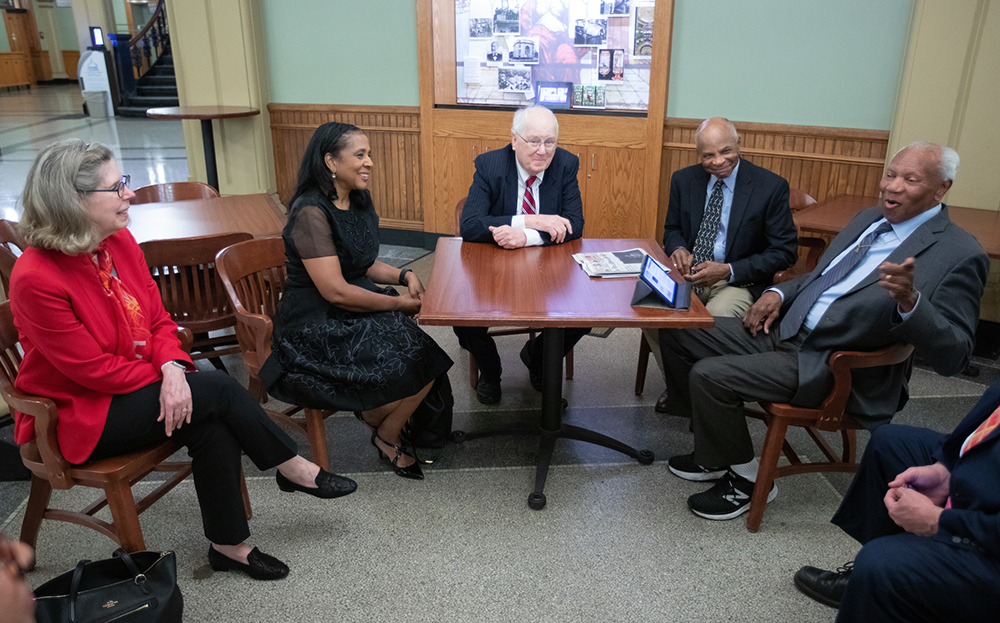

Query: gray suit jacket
774,205,989,422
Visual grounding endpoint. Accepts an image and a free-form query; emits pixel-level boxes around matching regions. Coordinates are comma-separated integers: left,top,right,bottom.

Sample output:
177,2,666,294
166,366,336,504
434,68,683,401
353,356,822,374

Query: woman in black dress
261,123,452,479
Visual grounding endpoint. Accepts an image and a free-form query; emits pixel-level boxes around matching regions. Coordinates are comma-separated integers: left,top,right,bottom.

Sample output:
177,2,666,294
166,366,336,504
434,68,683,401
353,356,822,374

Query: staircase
117,47,178,117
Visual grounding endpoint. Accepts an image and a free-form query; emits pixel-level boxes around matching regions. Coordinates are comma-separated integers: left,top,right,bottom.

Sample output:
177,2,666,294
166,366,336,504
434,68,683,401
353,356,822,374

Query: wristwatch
398,268,413,286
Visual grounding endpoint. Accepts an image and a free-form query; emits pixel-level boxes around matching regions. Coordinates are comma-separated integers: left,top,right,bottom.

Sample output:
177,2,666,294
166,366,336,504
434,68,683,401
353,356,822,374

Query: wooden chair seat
742,341,914,532
454,196,574,387
216,236,336,470
141,232,254,368
131,181,220,205
0,307,251,565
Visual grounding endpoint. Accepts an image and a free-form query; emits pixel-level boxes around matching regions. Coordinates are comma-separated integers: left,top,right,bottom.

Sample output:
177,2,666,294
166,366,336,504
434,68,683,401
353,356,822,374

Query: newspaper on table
572,247,651,278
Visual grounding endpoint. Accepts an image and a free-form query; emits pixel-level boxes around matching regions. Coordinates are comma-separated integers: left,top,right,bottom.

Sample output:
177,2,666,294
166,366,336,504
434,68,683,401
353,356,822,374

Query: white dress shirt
702,160,740,281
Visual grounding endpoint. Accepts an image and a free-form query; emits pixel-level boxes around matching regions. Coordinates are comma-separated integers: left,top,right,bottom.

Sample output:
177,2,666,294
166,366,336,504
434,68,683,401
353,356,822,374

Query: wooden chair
0,246,17,299
140,232,254,369
454,196,575,388
0,219,27,254
633,188,826,395
0,304,251,564
216,236,335,470
743,341,915,531
131,182,221,205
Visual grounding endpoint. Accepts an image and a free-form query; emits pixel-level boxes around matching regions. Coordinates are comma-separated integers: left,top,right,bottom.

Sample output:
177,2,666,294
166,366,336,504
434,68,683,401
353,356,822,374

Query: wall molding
268,104,423,229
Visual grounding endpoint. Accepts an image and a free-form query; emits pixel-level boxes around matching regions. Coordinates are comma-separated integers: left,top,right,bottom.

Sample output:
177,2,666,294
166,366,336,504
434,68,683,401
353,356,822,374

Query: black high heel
355,412,428,480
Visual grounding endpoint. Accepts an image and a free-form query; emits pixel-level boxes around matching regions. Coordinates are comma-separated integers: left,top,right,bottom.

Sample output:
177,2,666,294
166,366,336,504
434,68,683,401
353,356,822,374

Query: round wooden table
146,106,260,191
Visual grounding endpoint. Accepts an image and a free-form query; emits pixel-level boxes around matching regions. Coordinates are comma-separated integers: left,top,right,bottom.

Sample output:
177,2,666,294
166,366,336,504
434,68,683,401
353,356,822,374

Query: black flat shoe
208,546,289,580
370,430,425,480
276,468,357,499
793,562,853,609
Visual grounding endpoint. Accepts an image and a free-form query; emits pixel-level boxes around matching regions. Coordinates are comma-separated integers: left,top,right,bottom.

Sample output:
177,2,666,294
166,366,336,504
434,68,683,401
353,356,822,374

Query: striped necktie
778,221,894,341
521,175,537,215
960,405,1000,457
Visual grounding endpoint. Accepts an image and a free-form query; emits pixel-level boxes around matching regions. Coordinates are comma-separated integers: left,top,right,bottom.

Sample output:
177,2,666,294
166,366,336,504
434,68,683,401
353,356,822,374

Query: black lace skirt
260,285,452,412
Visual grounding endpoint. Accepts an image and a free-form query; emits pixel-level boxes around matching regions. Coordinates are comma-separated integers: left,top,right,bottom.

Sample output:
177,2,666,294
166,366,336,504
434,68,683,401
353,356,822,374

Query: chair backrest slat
131,182,220,205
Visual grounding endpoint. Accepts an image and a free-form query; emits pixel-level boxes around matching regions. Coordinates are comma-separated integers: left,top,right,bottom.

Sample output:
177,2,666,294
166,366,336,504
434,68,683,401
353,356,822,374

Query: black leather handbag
33,549,182,623
407,373,454,448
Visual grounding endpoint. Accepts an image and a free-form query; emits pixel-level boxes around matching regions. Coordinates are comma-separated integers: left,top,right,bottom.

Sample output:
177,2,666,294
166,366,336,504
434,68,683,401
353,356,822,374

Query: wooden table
146,106,261,191
420,238,714,509
794,194,1000,258
127,193,285,244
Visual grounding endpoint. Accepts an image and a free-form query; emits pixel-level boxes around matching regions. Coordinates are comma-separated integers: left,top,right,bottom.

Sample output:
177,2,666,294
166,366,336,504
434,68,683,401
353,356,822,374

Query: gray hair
20,139,114,255
896,141,960,182
695,117,738,144
511,105,559,139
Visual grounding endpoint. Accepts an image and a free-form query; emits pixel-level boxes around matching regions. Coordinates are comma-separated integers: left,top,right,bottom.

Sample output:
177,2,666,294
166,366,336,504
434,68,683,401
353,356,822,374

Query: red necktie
521,175,537,215
960,405,1000,457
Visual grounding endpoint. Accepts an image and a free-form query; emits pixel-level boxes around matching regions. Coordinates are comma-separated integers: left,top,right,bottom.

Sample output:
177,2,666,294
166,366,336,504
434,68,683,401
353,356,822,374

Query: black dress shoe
208,546,289,580
276,468,357,499
519,340,544,392
794,561,853,609
475,376,502,404
654,389,670,413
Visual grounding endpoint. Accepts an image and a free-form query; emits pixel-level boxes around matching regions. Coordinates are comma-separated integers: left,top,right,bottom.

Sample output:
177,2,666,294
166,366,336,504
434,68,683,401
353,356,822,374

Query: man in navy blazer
456,105,587,404
660,142,988,521
646,118,798,412
794,382,1000,621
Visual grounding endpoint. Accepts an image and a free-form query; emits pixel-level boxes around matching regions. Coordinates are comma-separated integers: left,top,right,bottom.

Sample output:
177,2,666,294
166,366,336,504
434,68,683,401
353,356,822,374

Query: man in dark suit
660,142,989,520
456,105,587,404
646,117,798,413
794,382,1000,621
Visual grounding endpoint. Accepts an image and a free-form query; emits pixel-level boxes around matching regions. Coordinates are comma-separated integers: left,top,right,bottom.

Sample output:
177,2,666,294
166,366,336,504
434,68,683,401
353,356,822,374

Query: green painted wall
263,0,420,106
667,0,912,130
0,12,9,54
53,6,77,51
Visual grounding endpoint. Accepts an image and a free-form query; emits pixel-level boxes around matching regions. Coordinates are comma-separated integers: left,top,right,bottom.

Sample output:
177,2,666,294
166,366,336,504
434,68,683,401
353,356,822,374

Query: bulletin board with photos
455,0,655,112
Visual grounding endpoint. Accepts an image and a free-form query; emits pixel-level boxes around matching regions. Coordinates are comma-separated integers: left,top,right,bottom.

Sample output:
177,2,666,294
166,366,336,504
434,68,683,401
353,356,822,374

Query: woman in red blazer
10,140,357,581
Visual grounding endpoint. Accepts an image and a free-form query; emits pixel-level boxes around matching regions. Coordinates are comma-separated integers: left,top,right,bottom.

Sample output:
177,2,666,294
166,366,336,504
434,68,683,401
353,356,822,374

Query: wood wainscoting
267,104,423,230
0,53,31,88
660,118,890,230
62,51,80,80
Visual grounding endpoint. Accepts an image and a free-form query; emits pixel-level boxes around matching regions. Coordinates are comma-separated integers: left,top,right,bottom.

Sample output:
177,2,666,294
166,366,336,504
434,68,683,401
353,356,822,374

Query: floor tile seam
2,119,112,153
0,495,30,535
0,114,88,135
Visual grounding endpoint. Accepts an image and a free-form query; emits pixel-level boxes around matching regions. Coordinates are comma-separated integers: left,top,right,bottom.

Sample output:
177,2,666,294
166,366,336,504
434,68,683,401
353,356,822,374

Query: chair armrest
175,327,194,354
773,236,828,285
230,303,273,363
815,342,915,431
0,374,72,488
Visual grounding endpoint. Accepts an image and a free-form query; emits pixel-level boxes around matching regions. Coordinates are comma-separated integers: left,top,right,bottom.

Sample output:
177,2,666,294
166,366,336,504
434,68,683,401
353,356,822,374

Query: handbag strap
68,560,90,623
112,549,150,595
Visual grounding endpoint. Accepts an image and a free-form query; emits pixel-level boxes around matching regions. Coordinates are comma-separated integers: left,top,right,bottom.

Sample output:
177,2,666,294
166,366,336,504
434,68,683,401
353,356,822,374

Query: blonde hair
19,139,114,255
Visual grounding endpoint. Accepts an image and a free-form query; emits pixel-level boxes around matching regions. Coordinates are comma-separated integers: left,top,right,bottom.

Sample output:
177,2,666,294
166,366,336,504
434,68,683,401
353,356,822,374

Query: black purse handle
65,549,149,623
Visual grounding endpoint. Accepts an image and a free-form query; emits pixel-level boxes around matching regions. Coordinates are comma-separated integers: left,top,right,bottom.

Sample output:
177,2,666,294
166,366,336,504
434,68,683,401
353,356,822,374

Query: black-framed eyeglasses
79,175,130,199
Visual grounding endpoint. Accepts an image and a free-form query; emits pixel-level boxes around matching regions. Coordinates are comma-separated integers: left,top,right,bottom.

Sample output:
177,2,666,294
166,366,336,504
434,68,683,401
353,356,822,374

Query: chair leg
635,333,651,396
305,408,330,471
105,481,146,552
468,352,478,388
746,418,789,532
240,467,252,520
19,474,52,556
565,349,574,380
248,375,265,403
842,429,857,464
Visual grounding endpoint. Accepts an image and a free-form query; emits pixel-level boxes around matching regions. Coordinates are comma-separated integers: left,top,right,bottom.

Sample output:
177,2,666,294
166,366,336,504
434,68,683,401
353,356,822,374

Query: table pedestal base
450,328,654,510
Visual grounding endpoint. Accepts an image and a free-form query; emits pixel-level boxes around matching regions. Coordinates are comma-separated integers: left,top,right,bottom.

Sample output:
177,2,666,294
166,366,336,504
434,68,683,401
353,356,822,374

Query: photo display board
455,0,655,112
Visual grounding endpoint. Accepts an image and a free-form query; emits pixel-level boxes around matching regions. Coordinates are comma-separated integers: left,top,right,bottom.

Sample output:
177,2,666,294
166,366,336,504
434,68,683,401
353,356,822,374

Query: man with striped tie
456,105,587,404
794,382,1000,621
659,142,988,521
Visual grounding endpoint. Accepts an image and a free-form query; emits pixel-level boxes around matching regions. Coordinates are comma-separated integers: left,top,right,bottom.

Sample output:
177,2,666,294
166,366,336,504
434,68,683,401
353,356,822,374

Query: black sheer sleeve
290,205,337,259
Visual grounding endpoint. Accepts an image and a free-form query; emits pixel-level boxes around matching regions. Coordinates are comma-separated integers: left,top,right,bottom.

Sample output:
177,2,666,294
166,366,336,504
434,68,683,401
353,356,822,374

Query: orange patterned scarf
93,243,152,361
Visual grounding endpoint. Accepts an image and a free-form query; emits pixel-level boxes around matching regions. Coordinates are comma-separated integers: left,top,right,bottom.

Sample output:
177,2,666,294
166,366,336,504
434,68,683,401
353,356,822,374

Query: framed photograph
493,1,521,35
598,48,626,81
630,3,654,59
507,36,540,64
485,37,506,65
536,81,573,110
470,18,493,39
574,18,608,46
600,0,630,16
498,67,533,93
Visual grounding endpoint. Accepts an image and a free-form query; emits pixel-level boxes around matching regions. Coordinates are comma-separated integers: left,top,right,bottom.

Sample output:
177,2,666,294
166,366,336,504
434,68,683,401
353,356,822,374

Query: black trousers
89,370,297,545
453,326,590,383
831,424,1000,622
659,317,807,466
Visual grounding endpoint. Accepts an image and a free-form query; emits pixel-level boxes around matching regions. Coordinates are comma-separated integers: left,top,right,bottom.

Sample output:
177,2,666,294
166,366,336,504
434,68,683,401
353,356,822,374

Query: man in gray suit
660,142,989,520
